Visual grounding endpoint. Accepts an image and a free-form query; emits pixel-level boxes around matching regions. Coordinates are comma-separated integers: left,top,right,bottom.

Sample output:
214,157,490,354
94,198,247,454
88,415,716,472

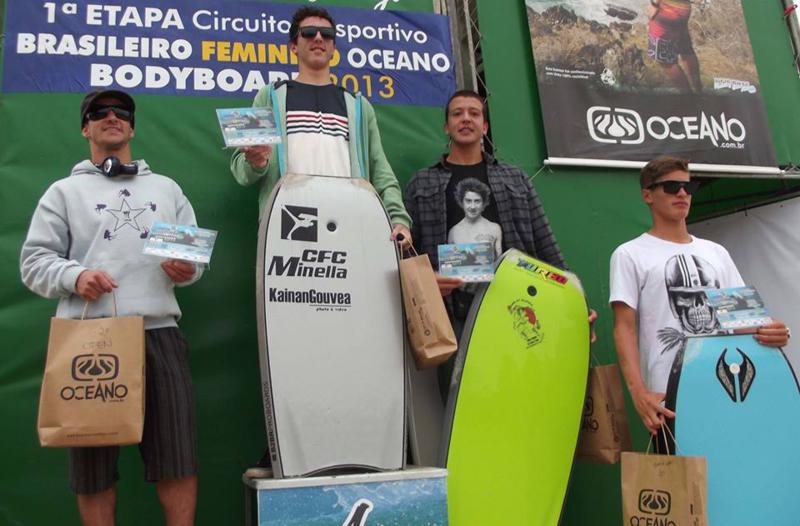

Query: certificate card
705,286,772,330
143,222,218,266
216,107,281,148
437,242,495,282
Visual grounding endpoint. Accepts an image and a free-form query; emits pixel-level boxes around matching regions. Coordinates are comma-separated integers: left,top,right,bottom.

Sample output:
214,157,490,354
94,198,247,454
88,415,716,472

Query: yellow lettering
330,50,341,67
217,41,231,62
231,42,257,63
201,40,216,61
379,75,394,99
269,44,288,64
362,75,372,97
342,74,358,93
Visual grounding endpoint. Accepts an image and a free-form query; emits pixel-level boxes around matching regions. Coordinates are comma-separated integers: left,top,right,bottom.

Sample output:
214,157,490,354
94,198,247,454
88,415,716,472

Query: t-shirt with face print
444,160,499,238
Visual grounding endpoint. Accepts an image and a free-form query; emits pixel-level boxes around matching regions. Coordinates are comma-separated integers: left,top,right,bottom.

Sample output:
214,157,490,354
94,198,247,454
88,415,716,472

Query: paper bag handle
661,422,683,454
395,234,419,258
81,290,118,320
645,422,682,456
589,351,602,368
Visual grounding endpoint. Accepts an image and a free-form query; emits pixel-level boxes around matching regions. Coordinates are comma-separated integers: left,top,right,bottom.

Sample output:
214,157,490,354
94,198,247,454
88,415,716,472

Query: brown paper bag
399,252,458,369
576,363,633,463
621,436,708,526
37,303,145,447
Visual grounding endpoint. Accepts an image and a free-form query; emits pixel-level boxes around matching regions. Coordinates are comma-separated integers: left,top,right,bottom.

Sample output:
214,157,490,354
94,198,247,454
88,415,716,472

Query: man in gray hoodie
20,89,201,526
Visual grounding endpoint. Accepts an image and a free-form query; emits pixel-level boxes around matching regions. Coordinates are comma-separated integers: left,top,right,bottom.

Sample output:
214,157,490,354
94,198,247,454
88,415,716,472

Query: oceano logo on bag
581,395,599,432
631,489,676,526
60,353,129,403
72,353,119,381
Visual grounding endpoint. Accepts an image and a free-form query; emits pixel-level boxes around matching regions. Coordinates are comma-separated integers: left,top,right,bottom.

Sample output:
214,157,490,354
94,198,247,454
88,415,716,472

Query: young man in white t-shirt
610,156,789,434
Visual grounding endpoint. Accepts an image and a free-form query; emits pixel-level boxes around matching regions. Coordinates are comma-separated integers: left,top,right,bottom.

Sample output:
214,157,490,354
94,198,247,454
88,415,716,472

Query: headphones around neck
97,156,138,178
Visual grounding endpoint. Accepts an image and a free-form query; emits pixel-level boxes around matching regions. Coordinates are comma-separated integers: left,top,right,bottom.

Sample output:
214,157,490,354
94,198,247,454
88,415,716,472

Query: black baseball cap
80,89,136,129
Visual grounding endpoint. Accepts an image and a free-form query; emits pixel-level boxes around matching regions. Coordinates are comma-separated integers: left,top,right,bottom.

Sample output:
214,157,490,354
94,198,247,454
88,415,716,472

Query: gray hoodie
20,160,203,328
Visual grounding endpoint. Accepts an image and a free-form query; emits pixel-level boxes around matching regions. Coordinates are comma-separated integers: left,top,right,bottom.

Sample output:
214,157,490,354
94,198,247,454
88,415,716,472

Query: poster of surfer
525,0,778,169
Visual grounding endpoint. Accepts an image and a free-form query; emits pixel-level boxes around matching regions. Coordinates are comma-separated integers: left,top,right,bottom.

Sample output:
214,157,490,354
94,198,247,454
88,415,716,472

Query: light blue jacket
229,81,411,227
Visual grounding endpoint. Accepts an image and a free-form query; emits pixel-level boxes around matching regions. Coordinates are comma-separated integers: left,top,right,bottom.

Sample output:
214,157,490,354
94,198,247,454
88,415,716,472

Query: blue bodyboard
666,334,800,526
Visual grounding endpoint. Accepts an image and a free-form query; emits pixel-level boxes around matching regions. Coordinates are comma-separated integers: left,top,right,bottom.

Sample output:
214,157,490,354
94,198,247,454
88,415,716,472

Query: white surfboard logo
281,205,318,242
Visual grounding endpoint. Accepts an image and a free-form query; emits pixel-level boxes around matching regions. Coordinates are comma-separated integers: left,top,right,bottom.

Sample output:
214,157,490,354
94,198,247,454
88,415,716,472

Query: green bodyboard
441,249,590,525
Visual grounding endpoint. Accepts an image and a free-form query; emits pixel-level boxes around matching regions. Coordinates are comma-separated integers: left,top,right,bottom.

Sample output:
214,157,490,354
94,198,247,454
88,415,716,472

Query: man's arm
403,176,420,249
20,185,87,299
613,301,675,434
75,270,117,301
520,172,597,335
523,176,568,270
230,87,273,187
362,99,412,231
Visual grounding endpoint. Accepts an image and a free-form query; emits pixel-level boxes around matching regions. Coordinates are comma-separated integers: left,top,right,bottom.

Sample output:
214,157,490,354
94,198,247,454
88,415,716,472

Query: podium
243,466,448,525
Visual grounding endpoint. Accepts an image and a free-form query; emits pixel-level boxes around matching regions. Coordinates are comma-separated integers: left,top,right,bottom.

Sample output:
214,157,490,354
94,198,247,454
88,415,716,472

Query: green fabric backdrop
3,0,800,524
0,1,446,524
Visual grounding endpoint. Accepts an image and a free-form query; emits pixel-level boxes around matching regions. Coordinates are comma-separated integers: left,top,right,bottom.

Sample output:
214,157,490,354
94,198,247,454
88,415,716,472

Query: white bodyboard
256,174,406,478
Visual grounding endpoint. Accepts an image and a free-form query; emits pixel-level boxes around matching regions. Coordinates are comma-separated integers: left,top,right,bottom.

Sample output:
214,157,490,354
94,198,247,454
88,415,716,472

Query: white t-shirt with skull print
609,233,744,394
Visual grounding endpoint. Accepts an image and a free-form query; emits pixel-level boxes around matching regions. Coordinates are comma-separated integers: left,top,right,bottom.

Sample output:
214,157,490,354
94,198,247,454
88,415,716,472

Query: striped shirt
285,81,351,178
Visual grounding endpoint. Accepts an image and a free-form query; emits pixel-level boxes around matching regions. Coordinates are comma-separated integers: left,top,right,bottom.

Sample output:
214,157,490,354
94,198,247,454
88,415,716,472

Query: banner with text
525,0,777,169
2,0,455,106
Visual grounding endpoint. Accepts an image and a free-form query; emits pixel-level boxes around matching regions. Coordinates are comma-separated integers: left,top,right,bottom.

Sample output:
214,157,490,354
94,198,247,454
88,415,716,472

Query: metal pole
544,157,788,177
783,0,800,74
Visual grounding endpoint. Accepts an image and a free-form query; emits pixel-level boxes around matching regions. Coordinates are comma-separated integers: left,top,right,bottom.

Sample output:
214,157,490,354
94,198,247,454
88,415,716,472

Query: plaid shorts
69,327,197,494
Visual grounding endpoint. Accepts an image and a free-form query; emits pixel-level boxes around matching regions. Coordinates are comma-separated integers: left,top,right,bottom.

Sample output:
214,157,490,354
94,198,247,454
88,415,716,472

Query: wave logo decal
716,347,756,403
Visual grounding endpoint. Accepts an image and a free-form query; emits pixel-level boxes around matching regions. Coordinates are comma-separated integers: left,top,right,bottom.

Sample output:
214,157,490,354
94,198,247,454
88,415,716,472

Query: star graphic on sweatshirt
105,199,148,232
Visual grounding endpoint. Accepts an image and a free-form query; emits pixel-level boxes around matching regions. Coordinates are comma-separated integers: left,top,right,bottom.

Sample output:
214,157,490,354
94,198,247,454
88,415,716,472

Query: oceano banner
2,0,455,106
525,0,777,169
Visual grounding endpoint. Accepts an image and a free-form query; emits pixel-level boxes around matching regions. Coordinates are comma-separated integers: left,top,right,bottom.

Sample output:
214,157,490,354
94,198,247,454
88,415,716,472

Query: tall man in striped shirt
230,6,412,247
648,0,701,93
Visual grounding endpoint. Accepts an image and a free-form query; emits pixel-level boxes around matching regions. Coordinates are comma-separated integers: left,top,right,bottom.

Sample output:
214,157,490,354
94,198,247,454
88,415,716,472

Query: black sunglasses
648,180,701,195
298,26,335,40
87,106,133,122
